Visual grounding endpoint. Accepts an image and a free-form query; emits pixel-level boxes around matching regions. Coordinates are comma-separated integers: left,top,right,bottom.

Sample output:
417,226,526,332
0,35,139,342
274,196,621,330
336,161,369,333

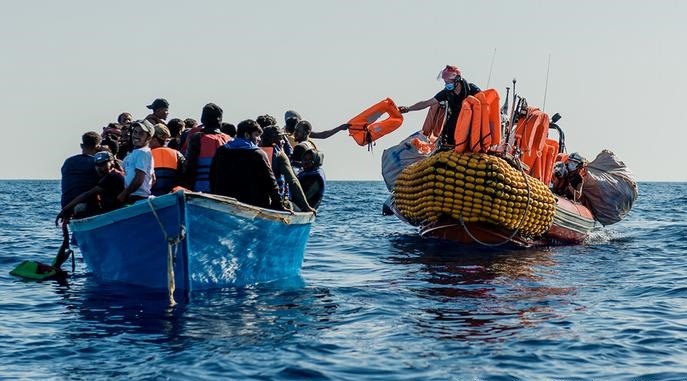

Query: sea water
0,180,686,380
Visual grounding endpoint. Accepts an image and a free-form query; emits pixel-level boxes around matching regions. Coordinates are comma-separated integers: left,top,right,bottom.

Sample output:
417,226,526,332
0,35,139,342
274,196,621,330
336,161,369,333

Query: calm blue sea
1,180,686,380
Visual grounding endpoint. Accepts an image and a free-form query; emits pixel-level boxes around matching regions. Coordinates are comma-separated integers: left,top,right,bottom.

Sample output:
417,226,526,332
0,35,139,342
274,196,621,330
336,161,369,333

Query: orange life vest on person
194,133,231,192
348,98,404,146
151,147,181,196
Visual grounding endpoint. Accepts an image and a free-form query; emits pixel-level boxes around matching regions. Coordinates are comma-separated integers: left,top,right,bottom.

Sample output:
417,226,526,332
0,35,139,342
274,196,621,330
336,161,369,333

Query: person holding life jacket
398,65,481,148
260,126,316,213
552,152,588,201
297,149,326,209
150,124,186,196
185,103,231,192
210,119,284,211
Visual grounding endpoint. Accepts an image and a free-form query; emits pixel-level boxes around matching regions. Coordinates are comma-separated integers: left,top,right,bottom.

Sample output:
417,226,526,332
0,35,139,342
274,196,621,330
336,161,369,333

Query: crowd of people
56,98,349,223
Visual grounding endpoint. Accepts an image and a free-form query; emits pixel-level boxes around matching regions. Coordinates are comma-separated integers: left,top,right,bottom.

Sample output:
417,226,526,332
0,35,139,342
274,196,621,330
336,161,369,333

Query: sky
1,0,685,181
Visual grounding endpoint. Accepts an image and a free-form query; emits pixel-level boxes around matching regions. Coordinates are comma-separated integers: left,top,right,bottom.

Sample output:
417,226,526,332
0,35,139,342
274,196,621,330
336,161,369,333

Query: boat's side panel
546,197,596,244
186,202,311,289
71,195,188,291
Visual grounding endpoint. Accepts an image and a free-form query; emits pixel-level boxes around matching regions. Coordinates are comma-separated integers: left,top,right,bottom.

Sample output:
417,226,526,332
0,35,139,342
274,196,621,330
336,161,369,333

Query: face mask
445,83,455,91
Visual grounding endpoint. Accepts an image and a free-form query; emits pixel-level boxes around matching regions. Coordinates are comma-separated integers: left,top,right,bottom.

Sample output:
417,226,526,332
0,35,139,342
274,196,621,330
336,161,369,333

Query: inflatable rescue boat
349,86,636,248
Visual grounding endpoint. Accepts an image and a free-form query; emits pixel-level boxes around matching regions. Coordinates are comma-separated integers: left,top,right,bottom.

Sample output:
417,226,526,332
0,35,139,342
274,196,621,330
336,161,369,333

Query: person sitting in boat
144,98,169,126
290,120,318,171
260,125,316,213
185,103,231,192
117,120,155,204
56,151,125,224
221,122,236,138
552,152,588,201
150,124,186,196
180,118,200,155
397,65,481,148
209,119,285,211
60,131,102,218
297,149,326,209
257,114,292,156
166,118,186,151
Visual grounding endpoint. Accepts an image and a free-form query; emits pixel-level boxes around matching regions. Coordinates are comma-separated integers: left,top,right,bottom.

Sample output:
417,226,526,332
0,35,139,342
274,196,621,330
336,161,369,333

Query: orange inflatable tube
348,98,404,146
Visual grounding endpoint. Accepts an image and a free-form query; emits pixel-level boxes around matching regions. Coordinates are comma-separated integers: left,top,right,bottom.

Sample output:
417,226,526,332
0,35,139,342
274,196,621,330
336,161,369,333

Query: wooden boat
69,190,315,294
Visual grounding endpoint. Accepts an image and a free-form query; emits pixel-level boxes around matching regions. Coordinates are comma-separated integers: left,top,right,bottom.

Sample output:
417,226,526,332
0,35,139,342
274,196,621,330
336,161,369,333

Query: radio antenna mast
486,48,496,88
542,53,551,112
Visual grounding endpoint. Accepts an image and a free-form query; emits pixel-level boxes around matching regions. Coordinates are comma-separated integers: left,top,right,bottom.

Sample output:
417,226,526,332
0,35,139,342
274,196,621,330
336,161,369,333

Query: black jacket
210,145,283,210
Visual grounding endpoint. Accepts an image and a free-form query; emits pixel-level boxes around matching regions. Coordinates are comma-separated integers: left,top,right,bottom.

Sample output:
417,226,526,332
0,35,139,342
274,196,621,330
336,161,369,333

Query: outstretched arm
56,186,102,225
310,123,350,139
398,98,438,113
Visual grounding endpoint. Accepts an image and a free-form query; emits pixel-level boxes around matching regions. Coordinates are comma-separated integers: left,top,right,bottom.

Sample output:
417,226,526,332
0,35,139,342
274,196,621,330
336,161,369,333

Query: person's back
210,120,283,210
60,131,102,210
185,103,230,192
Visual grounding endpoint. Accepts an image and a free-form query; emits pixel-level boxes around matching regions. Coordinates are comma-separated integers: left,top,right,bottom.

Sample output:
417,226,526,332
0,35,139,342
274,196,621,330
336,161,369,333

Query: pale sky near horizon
1,0,685,181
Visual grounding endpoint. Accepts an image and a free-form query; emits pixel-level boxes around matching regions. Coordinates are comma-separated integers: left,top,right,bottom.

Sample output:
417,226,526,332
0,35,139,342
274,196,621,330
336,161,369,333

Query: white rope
147,198,185,306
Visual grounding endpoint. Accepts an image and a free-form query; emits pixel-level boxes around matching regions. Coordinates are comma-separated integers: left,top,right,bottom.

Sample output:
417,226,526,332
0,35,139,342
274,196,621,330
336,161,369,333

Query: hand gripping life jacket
151,147,181,196
348,98,404,146
194,133,231,192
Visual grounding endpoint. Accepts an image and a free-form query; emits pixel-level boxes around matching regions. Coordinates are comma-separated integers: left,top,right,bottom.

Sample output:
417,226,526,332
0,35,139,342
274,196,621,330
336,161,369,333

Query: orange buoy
348,98,404,146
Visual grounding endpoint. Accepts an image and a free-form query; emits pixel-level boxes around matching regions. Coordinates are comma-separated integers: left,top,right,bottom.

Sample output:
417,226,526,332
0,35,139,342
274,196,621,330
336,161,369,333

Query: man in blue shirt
60,131,101,216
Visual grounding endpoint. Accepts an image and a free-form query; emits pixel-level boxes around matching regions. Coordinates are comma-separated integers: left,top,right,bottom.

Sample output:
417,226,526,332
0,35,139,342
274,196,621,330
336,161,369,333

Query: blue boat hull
70,191,314,293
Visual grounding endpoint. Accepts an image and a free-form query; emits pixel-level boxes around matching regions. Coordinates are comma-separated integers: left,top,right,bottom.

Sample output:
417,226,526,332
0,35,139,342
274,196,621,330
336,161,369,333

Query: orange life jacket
514,107,549,173
421,103,445,139
453,89,502,154
348,98,404,146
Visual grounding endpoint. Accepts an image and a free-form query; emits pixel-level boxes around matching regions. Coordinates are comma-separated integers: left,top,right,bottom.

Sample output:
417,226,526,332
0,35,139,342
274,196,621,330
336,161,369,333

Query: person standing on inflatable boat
398,65,481,148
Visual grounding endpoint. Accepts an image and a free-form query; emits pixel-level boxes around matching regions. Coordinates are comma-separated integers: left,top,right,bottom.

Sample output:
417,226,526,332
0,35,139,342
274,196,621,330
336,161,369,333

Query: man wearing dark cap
56,151,125,224
145,98,170,126
260,126,315,213
185,103,231,192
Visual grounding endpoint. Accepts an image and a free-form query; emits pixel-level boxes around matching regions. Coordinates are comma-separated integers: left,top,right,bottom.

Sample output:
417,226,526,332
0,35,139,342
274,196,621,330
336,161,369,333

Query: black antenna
542,54,551,112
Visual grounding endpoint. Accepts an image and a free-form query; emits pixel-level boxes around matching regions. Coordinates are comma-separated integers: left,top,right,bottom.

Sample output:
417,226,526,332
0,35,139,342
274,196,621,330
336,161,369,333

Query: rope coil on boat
148,198,186,306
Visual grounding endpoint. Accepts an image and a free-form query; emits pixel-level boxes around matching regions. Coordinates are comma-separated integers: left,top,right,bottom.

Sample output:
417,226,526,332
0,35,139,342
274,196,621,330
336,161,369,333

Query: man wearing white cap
117,120,156,204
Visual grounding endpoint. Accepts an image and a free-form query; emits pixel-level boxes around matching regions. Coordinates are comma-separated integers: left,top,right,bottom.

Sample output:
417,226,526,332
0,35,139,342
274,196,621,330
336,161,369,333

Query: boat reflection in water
387,234,576,341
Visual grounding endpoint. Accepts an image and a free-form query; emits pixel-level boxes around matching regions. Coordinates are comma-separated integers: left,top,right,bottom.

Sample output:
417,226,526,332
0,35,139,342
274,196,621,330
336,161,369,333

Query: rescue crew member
398,65,481,147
